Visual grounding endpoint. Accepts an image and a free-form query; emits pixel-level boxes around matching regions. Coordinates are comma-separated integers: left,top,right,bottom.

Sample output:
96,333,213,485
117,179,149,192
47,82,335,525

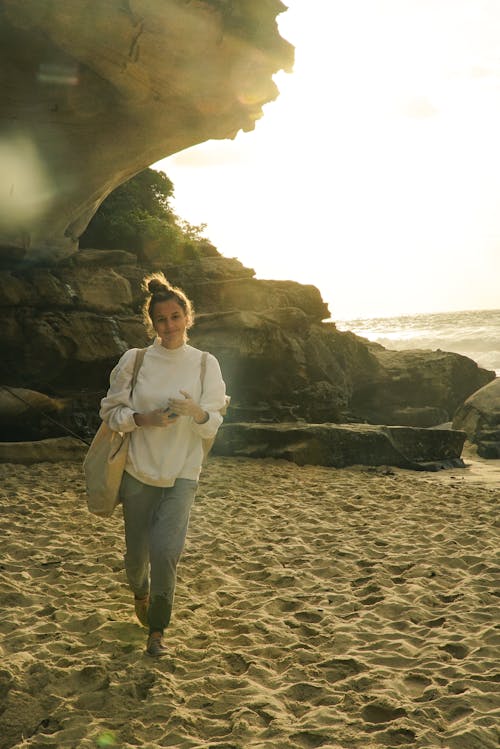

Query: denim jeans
120,471,197,634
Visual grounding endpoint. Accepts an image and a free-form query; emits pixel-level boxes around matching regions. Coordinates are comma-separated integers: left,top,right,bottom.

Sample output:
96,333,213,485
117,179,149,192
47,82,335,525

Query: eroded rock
0,387,69,441
0,251,495,454
2,308,147,390
0,0,293,258
213,422,467,470
0,437,86,464
452,378,500,458
1,255,495,434
350,347,495,426
190,310,381,423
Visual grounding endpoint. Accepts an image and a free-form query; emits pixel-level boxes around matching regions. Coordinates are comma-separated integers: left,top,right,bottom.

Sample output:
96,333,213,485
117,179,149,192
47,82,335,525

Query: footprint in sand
361,700,407,724
317,657,365,683
401,673,433,697
439,642,470,659
128,670,156,700
265,597,300,615
373,727,417,745
1,458,499,748
284,682,324,702
293,610,324,624
221,652,251,675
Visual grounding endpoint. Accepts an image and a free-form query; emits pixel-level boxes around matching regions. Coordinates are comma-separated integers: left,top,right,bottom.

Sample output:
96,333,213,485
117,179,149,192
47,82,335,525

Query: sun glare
157,0,500,319
0,134,53,227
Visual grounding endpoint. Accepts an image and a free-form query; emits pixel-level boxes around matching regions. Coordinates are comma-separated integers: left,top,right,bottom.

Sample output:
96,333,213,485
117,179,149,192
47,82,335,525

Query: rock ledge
214,422,467,470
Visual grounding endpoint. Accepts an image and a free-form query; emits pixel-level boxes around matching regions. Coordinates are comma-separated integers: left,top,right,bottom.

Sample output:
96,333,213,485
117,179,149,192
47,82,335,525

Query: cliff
2,2,495,465
0,0,293,260
0,249,494,443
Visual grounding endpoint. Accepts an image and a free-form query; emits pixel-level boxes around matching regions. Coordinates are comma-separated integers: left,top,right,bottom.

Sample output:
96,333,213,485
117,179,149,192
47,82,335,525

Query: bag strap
131,348,147,394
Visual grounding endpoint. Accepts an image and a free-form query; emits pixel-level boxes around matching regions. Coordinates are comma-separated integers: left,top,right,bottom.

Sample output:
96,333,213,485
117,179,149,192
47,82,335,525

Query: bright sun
157,0,500,319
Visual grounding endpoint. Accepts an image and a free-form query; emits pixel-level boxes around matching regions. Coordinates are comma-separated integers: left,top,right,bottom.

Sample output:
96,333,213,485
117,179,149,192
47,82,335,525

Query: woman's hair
141,272,195,337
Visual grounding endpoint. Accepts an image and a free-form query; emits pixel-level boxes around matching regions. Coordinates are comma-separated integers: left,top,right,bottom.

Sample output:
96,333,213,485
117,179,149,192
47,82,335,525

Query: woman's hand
169,391,209,424
133,409,179,428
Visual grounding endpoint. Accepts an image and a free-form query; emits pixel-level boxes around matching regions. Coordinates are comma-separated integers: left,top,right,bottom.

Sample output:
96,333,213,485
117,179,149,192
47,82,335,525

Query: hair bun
148,278,169,294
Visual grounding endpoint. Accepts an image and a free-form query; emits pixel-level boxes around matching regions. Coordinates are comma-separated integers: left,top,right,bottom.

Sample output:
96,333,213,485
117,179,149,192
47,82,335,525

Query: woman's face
152,299,188,349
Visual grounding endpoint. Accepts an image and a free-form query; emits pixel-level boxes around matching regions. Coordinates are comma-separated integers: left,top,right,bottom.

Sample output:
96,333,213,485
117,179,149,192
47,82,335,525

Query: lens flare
0,134,53,228
37,63,79,86
96,730,117,747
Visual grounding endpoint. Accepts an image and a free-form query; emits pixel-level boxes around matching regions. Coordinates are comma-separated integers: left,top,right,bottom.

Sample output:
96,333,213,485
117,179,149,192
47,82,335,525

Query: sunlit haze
154,0,500,321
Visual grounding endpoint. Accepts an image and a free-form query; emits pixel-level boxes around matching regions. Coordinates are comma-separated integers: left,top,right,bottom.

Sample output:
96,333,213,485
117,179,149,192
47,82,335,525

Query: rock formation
350,345,493,428
0,423,468,469
452,378,500,458
2,3,492,468
0,436,85,464
0,387,68,442
214,423,467,470
0,250,494,454
0,0,293,260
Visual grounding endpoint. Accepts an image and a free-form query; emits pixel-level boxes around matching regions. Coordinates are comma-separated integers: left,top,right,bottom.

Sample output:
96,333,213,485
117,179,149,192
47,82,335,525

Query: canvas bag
200,351,230,460
83,348,146,517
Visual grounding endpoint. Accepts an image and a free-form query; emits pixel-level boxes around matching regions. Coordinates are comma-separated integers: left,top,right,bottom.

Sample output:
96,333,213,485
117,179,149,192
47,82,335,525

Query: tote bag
83,348,146,517
200,351,230,460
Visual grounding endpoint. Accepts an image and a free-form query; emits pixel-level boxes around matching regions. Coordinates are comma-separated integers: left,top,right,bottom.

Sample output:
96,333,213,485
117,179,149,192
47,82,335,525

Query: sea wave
337,308,500,376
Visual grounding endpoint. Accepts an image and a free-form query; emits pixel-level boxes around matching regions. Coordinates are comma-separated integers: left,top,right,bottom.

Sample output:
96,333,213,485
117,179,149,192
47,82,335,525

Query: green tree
80,168,220,264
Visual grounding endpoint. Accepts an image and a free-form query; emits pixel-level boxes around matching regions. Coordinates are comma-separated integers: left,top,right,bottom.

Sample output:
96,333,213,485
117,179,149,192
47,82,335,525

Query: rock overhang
0,0,294,259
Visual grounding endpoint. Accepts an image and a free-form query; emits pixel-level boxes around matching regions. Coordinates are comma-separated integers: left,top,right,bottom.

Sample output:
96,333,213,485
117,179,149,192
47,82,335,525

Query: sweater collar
152,337,189,357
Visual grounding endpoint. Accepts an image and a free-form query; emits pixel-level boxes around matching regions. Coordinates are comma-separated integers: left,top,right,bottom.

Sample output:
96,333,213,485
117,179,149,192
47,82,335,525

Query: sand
0,453,498,749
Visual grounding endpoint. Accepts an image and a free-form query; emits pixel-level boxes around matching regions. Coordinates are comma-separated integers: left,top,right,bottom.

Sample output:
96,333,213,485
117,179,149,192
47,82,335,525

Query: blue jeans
120,472,197,634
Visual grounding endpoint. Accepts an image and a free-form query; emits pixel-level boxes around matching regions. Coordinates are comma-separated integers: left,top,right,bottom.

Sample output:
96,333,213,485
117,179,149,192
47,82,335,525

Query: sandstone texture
452,377,500,458
2,3,493,467
0,387,69,441
214,423,467,470
0,252,495,465
0,437,86,464
352,345,493,427
0,0,293,259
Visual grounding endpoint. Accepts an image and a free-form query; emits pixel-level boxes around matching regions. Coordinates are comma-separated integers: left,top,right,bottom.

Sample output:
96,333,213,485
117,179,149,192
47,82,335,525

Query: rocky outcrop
452,378,500,458
214,423,467,470
0,437,85,464
0,424,467,470
0,251,494,452
350,346,494,427
0,0,293,259
189,311,384,423
189,308,494,427
0,387,70,441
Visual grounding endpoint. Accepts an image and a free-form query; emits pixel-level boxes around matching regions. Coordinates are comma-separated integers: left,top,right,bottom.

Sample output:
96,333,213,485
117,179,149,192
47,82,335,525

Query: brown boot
134,594,149,628
146,631,166,658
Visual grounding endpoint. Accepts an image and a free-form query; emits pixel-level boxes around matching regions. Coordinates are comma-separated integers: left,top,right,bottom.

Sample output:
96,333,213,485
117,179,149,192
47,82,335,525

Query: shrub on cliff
80,168,220,264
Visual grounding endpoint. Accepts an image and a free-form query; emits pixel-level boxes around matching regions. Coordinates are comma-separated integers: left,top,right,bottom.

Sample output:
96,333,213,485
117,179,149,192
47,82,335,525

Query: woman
100,272,227,657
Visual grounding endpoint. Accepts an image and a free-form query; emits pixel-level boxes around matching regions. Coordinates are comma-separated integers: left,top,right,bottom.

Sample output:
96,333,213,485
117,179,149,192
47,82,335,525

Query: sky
154,0,500,321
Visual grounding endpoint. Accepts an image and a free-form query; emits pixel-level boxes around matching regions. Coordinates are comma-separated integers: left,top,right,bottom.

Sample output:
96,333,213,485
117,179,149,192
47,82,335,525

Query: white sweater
99,339,227,487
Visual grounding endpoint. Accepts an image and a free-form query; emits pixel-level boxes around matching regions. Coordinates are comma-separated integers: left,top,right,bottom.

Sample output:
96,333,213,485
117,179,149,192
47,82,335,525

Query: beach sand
0,452,498,749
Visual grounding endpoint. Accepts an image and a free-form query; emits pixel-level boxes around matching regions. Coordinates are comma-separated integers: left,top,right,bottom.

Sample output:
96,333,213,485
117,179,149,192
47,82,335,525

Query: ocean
336,308,500,377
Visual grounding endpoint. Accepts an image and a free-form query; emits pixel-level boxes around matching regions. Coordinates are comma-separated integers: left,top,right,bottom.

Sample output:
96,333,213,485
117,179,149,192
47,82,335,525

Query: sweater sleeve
99,349,139,433
190,353,227,439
